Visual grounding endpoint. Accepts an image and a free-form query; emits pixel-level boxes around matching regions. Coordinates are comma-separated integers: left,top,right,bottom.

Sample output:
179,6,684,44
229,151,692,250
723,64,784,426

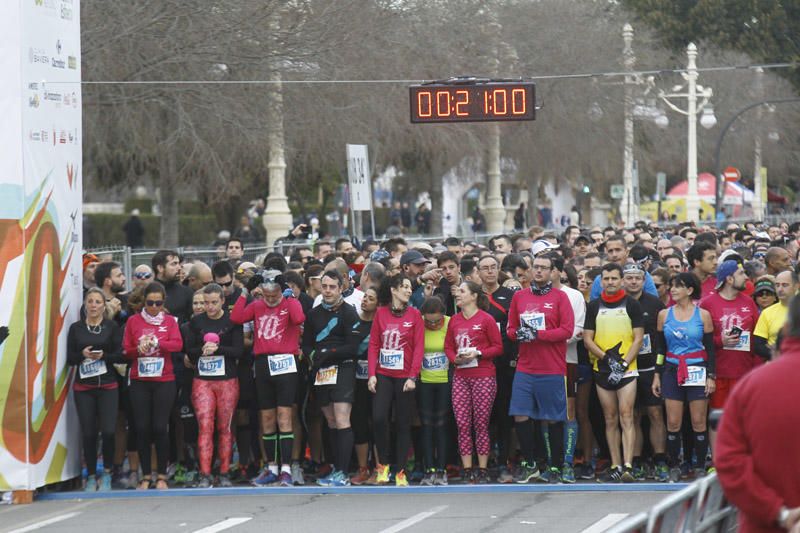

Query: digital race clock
409,81,536,123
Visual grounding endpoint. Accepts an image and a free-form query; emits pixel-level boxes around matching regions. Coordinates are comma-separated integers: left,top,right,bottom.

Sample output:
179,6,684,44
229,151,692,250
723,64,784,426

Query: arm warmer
752,335,772,361
703,332,716,375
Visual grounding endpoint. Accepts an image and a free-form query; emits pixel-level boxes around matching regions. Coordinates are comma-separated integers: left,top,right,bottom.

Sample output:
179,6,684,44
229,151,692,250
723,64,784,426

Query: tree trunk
159,151,179,248
526,172,539,229
429,160,445,236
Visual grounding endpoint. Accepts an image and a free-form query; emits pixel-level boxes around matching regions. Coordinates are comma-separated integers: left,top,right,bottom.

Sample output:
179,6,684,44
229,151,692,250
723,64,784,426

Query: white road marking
192,517,253,533
7,512,82,533
520,521,537,525
580,513,629,533
379,505,448,533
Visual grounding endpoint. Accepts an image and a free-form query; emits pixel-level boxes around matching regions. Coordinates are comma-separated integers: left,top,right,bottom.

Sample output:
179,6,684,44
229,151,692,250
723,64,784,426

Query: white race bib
423,352,448,372
79,359,107,379
268,354,297,376
379,349,404,371
315,366,338,386
356,360,369,380
682,365,707,387
138,357,164,378
520,312,546,331
198,355,226,377
730,331,751,352
640,334,652,355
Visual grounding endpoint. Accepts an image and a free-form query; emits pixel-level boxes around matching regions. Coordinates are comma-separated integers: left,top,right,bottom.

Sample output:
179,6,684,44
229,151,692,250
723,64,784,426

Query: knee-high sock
262,432,278,467
336,428,354,473
666,431,681,467
279,432,294,467
541,424,552,464
548,422,565,469
515,419,536,465
694,431,709,469
327,427,339,467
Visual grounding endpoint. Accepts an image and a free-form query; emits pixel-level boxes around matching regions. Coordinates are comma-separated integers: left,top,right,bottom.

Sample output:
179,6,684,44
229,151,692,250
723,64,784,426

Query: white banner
346,144,373,211
0,0,82,490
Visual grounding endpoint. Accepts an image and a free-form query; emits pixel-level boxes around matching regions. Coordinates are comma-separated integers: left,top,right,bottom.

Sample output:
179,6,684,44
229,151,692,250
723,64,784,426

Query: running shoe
410,469,425,484
395,470,409,487
465,468,477,484
561,463,576,484
278,471,293,487
476,468,491,484
84,475,97,492
99,472,112,492
632,463,646,481
316,470,336,487
314,463,333,479
329,470,350,487
374,463,391,485
350,466,371,486
547,467,562,484
291,462,306,486
621,465,636,483
184,470,198,486
252,468,279,486
513,462,540,484
598,466,623,483
655,463,670,482
594,458,611,475
577,463,595,480
420,469,436,486
173,463,188,484
669,467,682,483
680,462,695,480
497,465,514,484
126,471,140,490
446,464,462,482
218,474,233,488
433,470,448,486
705,466,716,475
195,475,213,488
538,467,551,483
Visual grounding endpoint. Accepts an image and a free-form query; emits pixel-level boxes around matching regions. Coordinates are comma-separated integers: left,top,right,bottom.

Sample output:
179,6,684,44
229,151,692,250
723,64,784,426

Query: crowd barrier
606,473,737,533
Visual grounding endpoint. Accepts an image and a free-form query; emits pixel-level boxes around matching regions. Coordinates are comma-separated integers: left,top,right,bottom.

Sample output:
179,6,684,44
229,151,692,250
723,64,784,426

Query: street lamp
656,43,716,223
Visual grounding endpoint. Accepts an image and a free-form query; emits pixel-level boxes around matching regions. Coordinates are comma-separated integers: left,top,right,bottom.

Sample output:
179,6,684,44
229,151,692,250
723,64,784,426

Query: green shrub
84,213,218,248
123,198,153,214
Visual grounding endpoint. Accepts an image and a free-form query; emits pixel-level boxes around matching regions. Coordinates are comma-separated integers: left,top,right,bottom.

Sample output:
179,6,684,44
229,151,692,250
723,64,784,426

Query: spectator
233,215,262,244
123,209,145,249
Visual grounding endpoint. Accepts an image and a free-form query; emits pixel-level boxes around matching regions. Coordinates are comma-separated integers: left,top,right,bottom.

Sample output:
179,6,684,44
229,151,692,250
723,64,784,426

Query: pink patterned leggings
452,374,496,456
192,378,239,476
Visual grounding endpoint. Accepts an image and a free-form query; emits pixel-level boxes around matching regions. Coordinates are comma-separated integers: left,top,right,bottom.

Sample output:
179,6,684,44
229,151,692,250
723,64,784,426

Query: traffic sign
610,184,625,199
723,166,741,182
656,172,666,200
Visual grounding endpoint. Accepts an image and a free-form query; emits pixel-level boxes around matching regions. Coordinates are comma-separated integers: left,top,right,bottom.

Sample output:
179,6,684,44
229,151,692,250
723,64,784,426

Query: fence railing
606,473,737,533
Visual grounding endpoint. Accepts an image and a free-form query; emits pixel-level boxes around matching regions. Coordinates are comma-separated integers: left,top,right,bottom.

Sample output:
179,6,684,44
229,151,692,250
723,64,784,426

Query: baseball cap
622,263,645,276
715,260,741,290
369,249,390,263
717,249,743,266
82,252,100,270
574,233,592,245
754,278,776,295
530,239,559,256
400,250,430,266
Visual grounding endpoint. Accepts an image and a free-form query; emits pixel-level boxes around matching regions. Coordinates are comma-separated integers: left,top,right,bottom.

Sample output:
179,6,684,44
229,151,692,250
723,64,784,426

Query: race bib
315,366,338,386
268,354,297,376
79,359,107,379
356,360,369,380
379,349,404,371
682,365,706,387
198,355,225,377
457,349,478,369
730,331,751,352
423,352,448,372
138,357,164,378
520,312,546,331
640,334,652,355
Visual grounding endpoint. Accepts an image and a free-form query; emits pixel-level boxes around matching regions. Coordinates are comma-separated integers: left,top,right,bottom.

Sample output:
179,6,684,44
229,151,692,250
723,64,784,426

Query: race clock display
410,81,535,123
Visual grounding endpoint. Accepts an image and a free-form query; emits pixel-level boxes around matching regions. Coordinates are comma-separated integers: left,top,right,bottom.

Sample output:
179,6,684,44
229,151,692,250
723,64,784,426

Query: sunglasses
217,280,234,287
560,278,568,283
145,300,164,307
134,272,152,280
755,291,774,297
424,317,444,326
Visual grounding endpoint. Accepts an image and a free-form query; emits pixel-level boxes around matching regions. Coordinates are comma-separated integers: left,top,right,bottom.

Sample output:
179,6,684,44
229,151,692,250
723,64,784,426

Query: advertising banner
0,0,82,490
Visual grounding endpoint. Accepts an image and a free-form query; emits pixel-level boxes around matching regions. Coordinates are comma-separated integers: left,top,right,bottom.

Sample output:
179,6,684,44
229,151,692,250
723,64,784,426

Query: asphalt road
0,490,668,533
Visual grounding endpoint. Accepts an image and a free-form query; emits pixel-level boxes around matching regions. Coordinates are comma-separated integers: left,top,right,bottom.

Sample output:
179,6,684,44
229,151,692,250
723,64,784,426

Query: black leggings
373,374,413,470
417,381,450,471
129,380,176,476
75,388,119,475
351,379,373,445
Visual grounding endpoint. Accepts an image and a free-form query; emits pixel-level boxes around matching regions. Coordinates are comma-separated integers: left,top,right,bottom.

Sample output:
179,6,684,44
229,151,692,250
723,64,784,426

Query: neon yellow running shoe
395,470,409,487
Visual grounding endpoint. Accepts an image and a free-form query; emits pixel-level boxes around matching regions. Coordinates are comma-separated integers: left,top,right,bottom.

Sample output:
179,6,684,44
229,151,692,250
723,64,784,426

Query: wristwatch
777,506,790,529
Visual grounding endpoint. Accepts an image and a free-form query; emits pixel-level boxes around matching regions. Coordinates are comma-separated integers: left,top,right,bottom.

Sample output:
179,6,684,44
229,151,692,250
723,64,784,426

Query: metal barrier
606,473,737,533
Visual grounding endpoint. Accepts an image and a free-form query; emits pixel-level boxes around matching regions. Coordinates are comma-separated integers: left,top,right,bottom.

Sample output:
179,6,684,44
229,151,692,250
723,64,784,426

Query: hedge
84,213,219,248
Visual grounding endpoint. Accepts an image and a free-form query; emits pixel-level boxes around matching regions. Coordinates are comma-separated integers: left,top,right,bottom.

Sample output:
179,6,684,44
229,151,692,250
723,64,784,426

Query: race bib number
268,354,297,376
356,360,369,380
423,352,448,372
79,359,107,379
457,349,478,369
198,355,225,377
682,365,706,387
138,357,164,378
731,331,751,352
520,312,546,331
379,349,404,371
640,334,652,355
315,366,338,386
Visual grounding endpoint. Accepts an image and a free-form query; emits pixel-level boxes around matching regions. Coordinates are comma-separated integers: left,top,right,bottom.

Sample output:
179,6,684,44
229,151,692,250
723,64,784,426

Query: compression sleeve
752,335,772,361
703,332,716,375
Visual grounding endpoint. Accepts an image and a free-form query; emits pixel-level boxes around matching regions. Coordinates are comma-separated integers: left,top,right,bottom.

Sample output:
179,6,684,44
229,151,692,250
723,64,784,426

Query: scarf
342,286,355,299
322,297,344,312
140,309,165,326
390,303,408,317
531,282,552,296
601,289,627,304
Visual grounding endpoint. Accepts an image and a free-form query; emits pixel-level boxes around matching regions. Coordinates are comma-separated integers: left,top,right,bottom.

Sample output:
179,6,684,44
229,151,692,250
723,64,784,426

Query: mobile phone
729,326,743,336
90,349,103,355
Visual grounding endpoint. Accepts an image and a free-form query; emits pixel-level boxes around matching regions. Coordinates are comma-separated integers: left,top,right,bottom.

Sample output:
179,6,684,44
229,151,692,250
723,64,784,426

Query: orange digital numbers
410,82,535,123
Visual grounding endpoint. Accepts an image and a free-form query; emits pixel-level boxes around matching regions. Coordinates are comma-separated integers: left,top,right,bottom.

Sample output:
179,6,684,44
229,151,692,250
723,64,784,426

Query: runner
367,274,425,486
231,270,306,486
349,287,378,485
445,281,503,483
302,271,360,487
68,288,123,491
652,273,716,482
184,284,244,488
123,282,183,490
507,253,574,484
417,296,451,486
754,270,798,360
583,263,644,482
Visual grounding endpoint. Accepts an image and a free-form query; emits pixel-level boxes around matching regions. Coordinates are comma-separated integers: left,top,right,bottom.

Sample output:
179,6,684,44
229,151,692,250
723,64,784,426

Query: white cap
530,239,559,256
